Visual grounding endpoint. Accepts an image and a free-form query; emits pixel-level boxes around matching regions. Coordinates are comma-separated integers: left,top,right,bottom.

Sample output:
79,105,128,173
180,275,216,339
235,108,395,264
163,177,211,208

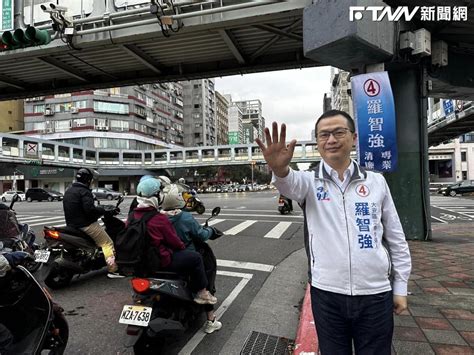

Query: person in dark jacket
161,183,222,334
63,168,123,278
134,178,217,305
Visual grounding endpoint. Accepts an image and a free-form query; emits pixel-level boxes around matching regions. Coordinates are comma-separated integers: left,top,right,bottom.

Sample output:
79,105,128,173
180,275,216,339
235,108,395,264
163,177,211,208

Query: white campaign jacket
273,161,411,296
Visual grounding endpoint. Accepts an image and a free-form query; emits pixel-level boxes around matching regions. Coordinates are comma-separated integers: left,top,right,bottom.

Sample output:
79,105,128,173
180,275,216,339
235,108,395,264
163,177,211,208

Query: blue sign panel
352,72,398,172
443,99,454,115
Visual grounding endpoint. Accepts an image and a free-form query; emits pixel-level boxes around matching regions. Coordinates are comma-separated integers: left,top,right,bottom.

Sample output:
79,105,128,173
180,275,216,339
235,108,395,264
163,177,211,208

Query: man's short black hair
316,109,355,133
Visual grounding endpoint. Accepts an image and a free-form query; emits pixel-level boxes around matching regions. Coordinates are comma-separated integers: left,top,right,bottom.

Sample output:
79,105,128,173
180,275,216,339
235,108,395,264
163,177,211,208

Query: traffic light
1,25,51,50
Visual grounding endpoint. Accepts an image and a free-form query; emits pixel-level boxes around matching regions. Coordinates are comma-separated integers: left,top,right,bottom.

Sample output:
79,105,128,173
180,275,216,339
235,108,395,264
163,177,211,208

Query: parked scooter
0,260,69,354
119,207,223,354
0,194,40,273
278,195,293,215
38,197,124,289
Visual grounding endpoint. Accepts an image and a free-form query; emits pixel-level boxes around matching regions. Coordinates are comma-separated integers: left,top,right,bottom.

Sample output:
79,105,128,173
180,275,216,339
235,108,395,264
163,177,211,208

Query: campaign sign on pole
352,71,398,172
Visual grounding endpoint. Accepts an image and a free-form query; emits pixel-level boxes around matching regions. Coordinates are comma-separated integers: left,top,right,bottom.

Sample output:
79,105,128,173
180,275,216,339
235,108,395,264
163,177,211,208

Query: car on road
26,188,63,202
439,181,474,196
91,187,122,200
1,190,26,202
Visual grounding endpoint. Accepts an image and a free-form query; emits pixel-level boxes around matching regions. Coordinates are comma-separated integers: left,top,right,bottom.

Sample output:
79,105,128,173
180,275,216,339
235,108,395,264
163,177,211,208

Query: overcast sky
213,66,332,142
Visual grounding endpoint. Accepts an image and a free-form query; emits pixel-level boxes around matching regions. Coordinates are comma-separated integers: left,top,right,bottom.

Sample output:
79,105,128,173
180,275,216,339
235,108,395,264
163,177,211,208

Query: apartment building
23,83,184,150
215,91,229,145
182,79,216,147
234,99,265,142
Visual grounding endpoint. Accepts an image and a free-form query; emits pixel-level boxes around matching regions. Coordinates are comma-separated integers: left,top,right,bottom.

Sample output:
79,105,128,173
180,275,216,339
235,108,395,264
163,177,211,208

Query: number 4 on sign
364,79,380,97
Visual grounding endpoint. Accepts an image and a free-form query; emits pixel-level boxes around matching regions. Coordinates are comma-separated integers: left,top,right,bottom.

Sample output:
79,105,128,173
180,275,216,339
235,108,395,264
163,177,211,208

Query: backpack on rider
114,210,160,276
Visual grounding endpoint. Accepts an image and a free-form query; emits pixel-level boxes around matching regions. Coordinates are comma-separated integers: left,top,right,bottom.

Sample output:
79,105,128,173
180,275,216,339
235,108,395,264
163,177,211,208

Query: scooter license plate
278,203,284,207
119,305,152,327
34,250,50,263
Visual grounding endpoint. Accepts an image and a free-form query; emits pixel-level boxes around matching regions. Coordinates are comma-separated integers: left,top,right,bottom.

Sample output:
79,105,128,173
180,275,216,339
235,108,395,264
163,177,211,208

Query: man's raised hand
255,122,297,178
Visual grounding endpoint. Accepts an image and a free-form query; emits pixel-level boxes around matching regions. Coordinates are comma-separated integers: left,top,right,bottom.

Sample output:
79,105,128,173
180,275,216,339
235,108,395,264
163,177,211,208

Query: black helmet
76,168,96,186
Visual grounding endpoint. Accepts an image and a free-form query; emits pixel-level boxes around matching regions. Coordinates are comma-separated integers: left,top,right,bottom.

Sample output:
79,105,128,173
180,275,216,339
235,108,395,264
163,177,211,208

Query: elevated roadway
0,0,318,100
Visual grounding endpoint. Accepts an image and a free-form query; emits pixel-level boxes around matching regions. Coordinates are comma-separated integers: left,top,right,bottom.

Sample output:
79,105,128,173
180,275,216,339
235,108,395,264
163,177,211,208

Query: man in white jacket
256,110,411,355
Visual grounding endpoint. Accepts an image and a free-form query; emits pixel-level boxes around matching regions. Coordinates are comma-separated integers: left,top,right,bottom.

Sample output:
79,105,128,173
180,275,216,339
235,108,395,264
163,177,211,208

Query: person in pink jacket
133,178,217,305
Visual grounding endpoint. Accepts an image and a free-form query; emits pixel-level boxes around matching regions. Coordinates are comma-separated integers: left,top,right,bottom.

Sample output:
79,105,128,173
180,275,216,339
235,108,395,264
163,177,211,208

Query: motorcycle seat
149,270,184,280
55,225,91,240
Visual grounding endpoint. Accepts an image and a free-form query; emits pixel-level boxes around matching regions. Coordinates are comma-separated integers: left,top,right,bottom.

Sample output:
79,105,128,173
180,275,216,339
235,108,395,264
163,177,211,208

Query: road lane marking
224,220,257,235
178,271,252,355
29,218,66,227
208,218,225,226
264,221,292,239
431,216,448,224
217,260,274,272
217,213,303,219
18,216,64,224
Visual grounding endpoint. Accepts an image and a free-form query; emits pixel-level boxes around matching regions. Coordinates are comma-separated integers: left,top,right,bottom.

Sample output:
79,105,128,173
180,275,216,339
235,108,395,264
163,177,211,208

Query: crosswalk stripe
208,219,225,226
264,221,292,239
29,218,65,227
224,220,257,235
18,216,64,224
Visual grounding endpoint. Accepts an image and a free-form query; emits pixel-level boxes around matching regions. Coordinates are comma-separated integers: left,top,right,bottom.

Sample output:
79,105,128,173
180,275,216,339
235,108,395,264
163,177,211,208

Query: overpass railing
0,133,323,169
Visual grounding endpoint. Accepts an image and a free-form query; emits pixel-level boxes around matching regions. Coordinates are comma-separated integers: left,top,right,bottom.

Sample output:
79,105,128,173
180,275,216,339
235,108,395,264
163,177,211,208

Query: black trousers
165,250,208,293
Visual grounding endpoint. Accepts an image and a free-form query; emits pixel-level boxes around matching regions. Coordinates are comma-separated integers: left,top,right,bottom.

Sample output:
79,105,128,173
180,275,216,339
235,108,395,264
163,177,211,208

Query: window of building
109,87,121,95
74,118,87,127
193,113,201,119
135,105,147,118
95,118,108,128
93,101,129,114
54,93,71,98
33,104,45,113
54,102,73,113
32,122,46,131
74,100,87,109
146,96,154,108
135,91,145,101
194,104,200,109
109,120,129,131
462,171,468,180
461,151,467,162
195,133,200,138
55,120,71,132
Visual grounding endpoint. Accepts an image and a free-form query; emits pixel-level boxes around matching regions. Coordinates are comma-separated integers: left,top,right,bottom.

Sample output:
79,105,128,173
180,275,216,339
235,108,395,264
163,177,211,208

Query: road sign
443,99,454,116
26,143,38,156
1,0,14,31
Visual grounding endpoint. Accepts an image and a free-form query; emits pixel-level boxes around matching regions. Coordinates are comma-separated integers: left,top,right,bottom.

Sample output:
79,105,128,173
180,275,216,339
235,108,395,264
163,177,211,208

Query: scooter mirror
211,207,220,217
116,196,124,207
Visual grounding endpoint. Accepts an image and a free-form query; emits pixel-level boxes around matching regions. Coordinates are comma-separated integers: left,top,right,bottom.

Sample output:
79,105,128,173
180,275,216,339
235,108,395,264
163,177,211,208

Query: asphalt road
12,190,305,354
11,192,474,354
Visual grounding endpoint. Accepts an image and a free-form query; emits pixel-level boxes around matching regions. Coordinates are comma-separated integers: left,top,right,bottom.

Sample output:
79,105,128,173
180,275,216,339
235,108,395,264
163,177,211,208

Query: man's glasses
316,128,353,141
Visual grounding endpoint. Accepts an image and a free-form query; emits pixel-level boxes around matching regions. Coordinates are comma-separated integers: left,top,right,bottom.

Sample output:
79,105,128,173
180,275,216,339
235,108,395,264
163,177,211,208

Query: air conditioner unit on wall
44,108,54,116
71,107,79,114
96,126,109,131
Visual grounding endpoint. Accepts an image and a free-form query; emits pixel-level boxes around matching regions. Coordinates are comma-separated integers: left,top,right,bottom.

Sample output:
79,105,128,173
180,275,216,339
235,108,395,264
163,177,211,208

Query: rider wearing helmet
63,168,124,278
134,179,217,305
161,184,222,333
129,175,172,213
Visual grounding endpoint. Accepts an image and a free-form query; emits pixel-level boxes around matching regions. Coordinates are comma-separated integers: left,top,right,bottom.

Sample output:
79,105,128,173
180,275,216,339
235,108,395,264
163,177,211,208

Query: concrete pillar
386,68,431,241
18,139,24,158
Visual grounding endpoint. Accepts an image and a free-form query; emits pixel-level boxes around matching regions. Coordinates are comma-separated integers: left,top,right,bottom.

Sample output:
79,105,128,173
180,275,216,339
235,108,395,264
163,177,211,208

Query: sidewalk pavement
220,248,308,355
294,222,474,355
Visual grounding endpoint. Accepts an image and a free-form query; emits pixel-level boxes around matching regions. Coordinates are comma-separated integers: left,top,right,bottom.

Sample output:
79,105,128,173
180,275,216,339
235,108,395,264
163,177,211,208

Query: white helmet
158,175,171,186
162,184,186,211
178,178,185,184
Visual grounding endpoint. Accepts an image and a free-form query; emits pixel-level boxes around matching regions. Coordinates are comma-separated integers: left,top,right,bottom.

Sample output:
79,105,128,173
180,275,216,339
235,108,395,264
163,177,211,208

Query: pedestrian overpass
0,132,323,169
